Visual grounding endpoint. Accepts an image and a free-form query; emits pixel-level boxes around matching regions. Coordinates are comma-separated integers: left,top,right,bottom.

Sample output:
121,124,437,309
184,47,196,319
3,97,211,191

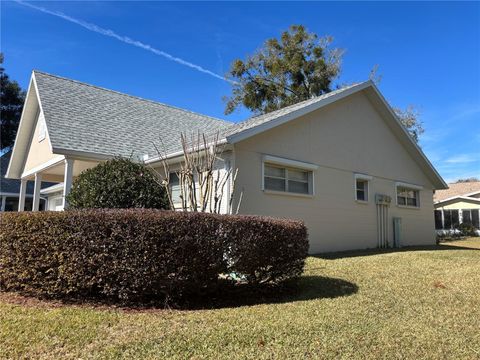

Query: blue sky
2,1,479,182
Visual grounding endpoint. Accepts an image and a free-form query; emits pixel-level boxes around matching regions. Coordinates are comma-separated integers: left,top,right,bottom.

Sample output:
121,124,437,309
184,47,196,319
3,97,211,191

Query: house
434,182,480,234
0,150,53,211
6,71,447,253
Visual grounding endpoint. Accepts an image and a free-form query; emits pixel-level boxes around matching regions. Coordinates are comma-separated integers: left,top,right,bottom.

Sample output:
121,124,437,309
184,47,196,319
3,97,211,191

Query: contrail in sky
14,0,235,84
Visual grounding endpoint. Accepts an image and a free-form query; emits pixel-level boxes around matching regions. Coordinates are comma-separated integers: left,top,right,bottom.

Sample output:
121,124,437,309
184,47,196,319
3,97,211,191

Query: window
443,210,459,229
396,186,420,207
169,172,182,203
38,116,46,142
264,164,312,195
355,179,369,202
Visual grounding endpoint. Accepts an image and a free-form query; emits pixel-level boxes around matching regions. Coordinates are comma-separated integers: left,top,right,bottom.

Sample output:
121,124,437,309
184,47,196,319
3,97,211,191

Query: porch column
1,196,6,211
62,158,74,210
18,179,27,212
32,173,42,211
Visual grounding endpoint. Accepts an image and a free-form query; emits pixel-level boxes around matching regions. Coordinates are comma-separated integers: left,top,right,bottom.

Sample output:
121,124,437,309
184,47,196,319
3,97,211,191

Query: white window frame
262,155,318,197
395,181,422,208
354,173,372,203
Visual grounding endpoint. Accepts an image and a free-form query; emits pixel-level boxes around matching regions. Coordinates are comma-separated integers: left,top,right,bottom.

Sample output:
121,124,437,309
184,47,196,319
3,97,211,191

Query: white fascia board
355,173,373,181
31,73,54,154
395,181,424,190
40,183,64,195
5,76,36,179
367,84,448,190
226,82,372,144
434,195,480,205
263,154,319,171
145,139,231,166
21,155,65,179
463,190,480,197
52,147,114,161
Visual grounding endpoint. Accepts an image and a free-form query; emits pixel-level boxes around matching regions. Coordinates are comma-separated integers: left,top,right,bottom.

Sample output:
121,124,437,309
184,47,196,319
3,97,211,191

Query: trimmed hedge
0,210,308,302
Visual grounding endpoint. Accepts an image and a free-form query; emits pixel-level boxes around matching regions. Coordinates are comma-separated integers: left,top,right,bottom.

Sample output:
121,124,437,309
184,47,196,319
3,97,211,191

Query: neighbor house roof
434,182,480,203
34,71,232,159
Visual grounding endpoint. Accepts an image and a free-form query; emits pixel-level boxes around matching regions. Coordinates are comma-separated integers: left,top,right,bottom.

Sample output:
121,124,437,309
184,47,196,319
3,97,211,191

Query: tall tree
0,53,26,150
224,25,343,115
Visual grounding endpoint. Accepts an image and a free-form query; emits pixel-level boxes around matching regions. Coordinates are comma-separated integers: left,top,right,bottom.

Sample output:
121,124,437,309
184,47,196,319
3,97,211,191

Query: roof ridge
32,70,233,125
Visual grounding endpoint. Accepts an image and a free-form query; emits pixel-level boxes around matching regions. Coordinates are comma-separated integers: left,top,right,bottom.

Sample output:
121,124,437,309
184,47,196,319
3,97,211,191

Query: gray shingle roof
34,71,233,158
34,71,362,158
222,83,361,138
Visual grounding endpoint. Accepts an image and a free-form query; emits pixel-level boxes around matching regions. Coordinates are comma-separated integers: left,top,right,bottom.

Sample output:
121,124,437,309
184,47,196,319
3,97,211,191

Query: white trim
395,182,421,208
227,82,372,144
18,179,27,212
262,157,316,197
262,155,319,171
354,174,371,202
434,195,480,205
62,158,74,209
354,173,373,181
145,139,230,165
21,155,65,179
40,183,64,195
462,190,480,198
32,173,42,211
263,189,314,199
395,181,423,191
6,76,36,179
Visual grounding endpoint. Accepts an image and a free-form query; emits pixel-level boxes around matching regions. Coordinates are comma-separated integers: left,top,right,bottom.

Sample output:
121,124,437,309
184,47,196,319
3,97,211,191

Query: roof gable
33,71,233,159
224,81,447,190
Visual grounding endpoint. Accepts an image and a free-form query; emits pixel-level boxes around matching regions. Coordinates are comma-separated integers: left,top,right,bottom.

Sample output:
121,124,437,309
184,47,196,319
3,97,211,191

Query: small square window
355,179,369,202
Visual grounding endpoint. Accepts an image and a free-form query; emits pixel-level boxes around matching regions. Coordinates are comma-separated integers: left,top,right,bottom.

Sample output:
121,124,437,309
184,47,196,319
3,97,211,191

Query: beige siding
233,92,436,253
436,200,480,210
23,111,58,175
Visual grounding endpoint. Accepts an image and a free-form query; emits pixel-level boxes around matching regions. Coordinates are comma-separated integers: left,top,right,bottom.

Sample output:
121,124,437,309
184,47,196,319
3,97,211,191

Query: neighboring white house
434,182,480,235
6,71,448,253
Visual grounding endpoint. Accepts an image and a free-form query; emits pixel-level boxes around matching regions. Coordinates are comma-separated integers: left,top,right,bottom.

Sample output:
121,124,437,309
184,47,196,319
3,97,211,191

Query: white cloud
444,154,478,164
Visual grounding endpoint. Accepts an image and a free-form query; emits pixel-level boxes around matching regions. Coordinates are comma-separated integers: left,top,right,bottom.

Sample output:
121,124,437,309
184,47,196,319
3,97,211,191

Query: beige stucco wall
232,92,437,253
436,200,480,210
23,111,58,175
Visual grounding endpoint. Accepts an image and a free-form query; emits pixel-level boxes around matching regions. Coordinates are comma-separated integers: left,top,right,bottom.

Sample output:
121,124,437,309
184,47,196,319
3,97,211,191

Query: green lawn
1,238,479,359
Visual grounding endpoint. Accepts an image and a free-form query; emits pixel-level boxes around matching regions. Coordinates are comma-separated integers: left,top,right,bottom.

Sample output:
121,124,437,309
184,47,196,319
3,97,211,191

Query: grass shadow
0,276,358,312
181,276,358,310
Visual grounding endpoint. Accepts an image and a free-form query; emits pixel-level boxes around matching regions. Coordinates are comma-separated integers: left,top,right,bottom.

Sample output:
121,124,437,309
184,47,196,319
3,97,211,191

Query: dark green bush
456,222,478,237
66,158,168,209
0,210,308,303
